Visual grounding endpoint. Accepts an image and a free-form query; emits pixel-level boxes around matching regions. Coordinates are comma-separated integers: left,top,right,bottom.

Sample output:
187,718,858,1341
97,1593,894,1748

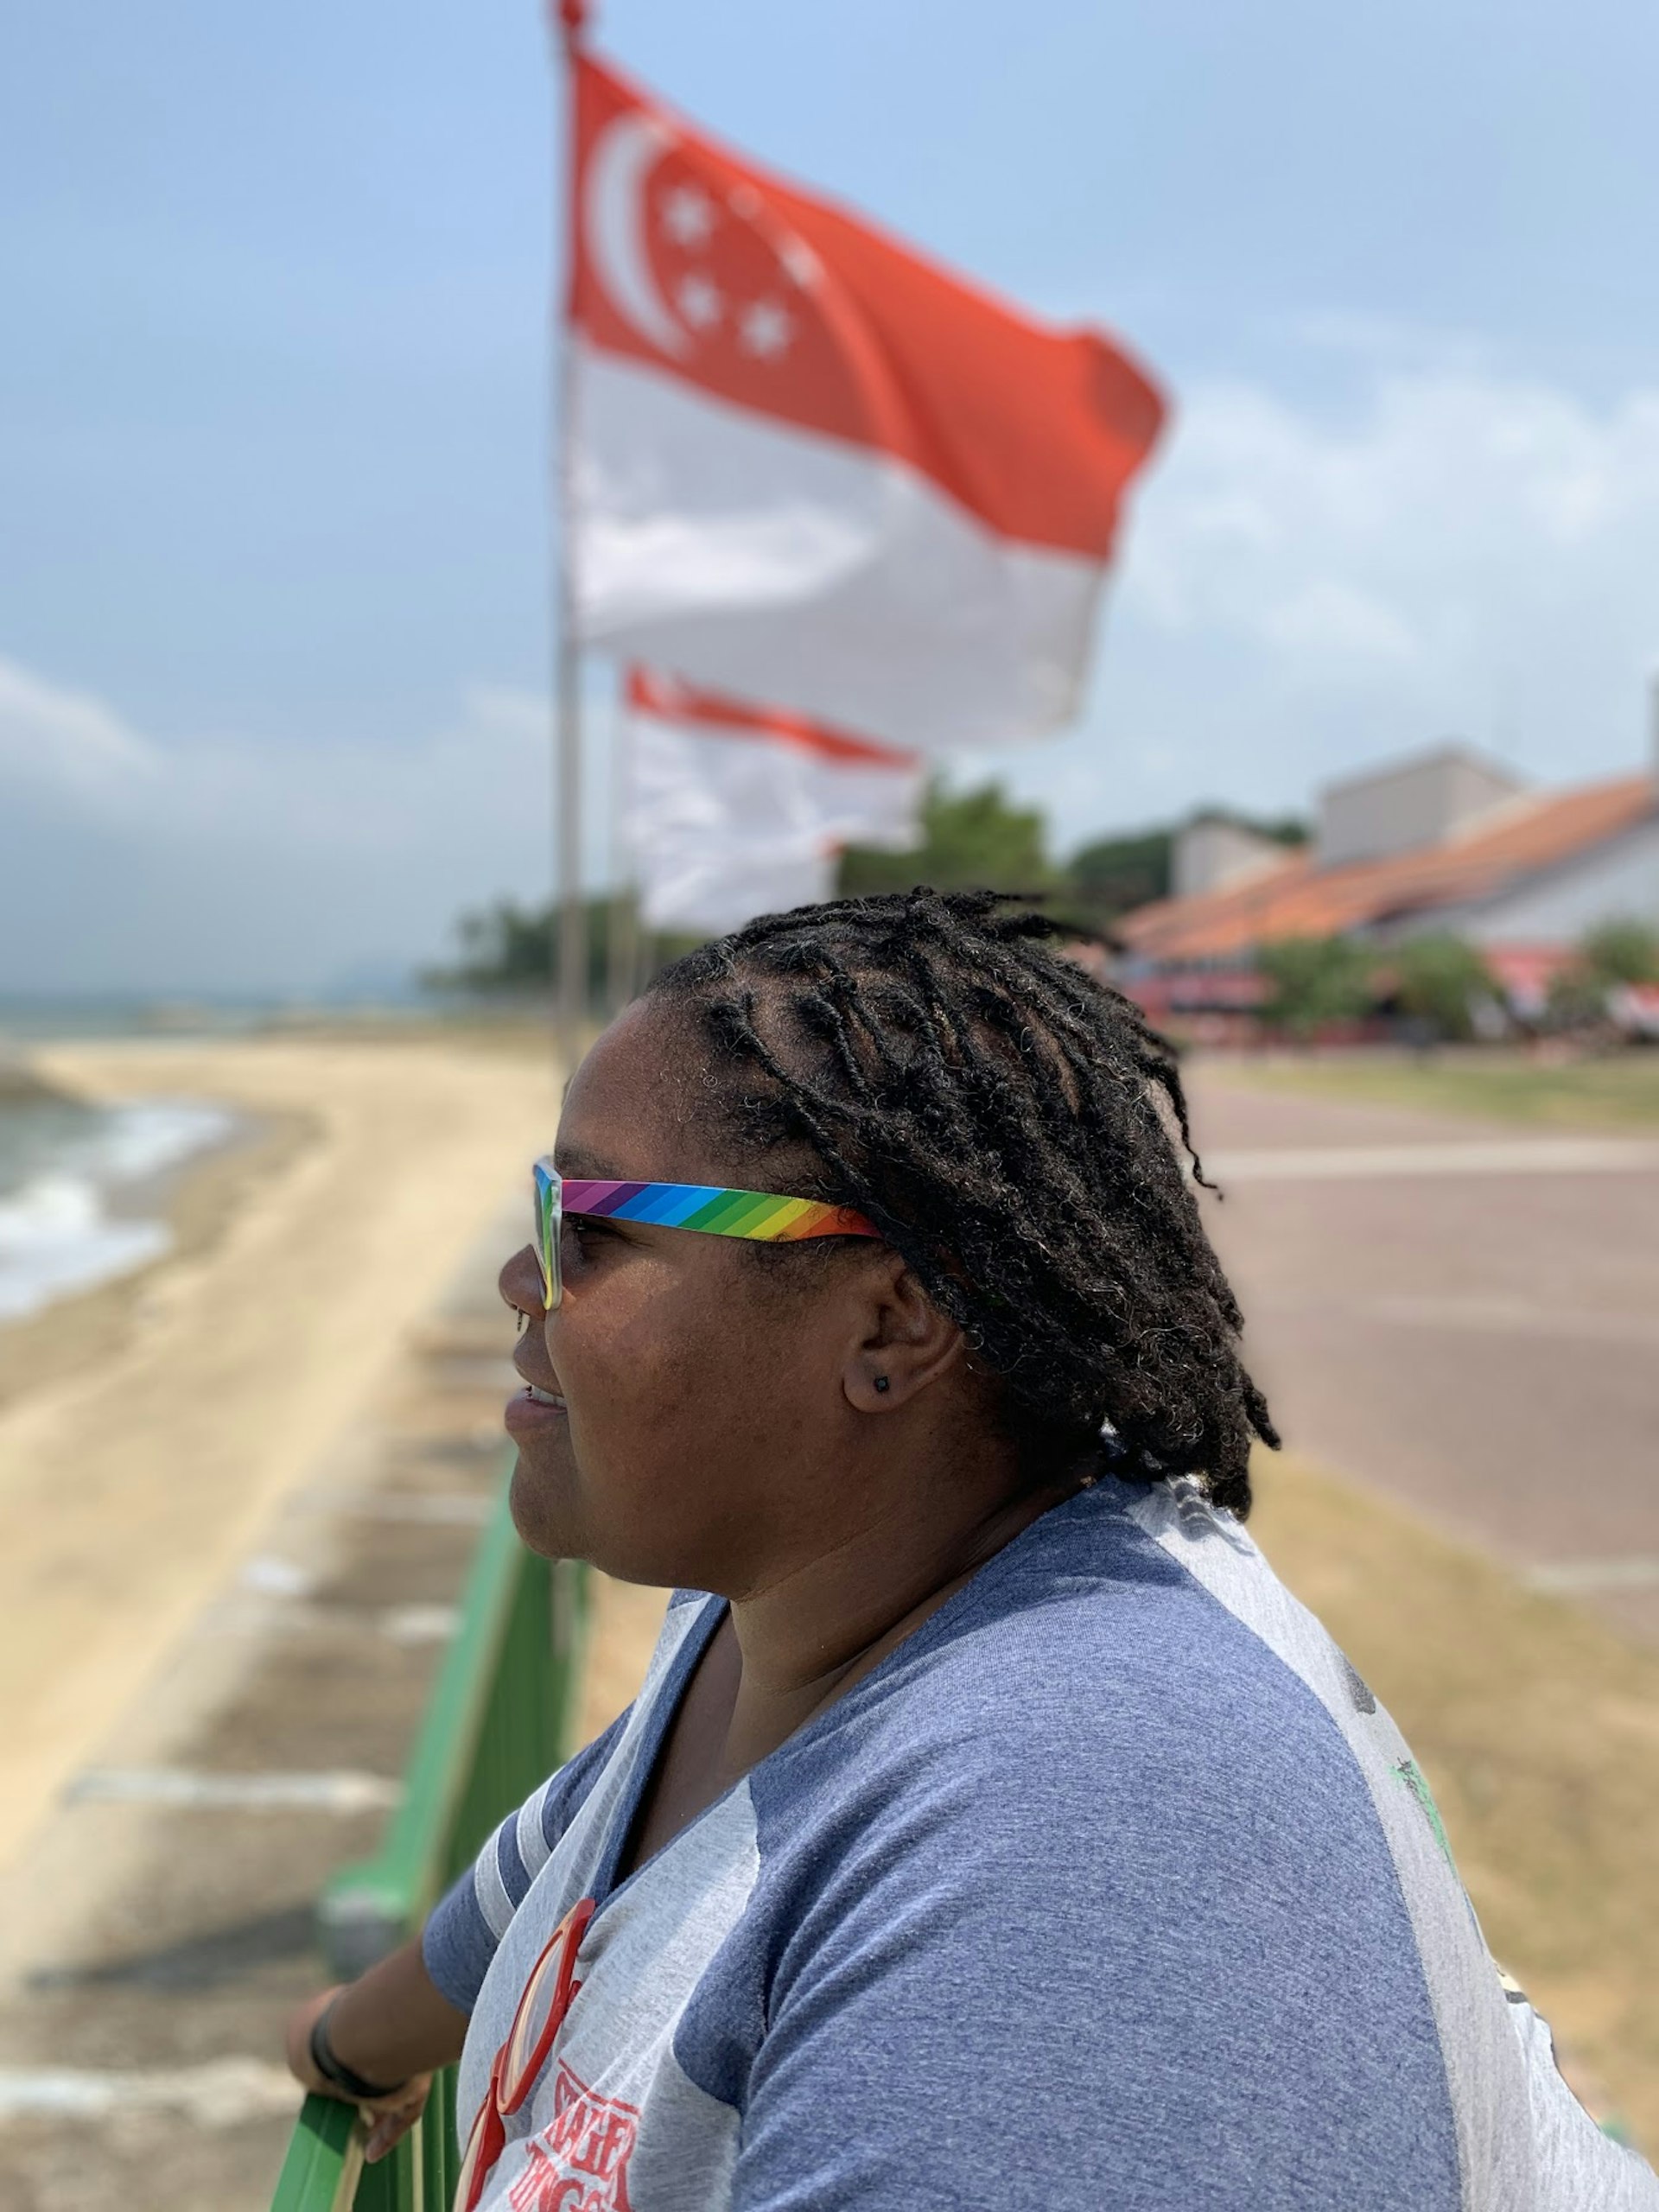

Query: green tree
1539,918,1659,1033
1387,933,1496,1042
1256,935,1373,1039
1065,829,1172,923
1542,963,1608,1033
423,894,674,1007
1235,811,1311,849
427,898,556,992
1579,917,1659,988
838,779,1052,898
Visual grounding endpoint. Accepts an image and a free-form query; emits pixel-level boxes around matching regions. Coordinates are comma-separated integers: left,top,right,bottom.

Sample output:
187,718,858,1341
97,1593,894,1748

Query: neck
713,1428,1087,1771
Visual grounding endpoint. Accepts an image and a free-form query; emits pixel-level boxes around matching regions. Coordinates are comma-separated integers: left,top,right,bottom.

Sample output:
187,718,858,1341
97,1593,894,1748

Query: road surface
1185,1065,1659,1643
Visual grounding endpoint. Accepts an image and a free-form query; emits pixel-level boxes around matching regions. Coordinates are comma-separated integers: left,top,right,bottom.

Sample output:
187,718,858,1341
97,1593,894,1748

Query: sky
4,0,1659,993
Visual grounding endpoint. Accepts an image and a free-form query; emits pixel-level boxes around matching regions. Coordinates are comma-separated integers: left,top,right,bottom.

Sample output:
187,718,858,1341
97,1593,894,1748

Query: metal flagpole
553,496,583,1070
607,676,639,1015
552,0,589,1074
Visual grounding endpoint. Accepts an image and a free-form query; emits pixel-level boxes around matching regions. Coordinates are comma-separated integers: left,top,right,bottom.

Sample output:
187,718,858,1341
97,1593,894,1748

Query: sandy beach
0,1031,560,1878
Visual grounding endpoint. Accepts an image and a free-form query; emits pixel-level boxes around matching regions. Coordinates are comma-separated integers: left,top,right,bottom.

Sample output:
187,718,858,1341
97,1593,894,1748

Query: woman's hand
283,1981,436,2164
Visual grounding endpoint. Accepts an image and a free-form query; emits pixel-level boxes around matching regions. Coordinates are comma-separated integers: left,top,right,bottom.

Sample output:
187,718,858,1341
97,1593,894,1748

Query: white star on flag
777,238,819,289
676,272,723,330
659,183,715,247
737,298,792,359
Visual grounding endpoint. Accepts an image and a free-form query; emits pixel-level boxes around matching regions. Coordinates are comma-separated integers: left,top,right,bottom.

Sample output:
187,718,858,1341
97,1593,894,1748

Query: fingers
363,2112,410,2164
363,2076,433,2164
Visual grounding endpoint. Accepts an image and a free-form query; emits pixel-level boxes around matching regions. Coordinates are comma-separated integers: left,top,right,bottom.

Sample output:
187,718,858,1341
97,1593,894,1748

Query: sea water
0,1094,236,1323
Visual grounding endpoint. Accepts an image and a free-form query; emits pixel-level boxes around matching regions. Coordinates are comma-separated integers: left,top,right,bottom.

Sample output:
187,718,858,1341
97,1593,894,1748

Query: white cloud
980,360,1659,842
153,685,556,856
0,660,556,856
0,661,569,994
1258,581,1420,667
0,656,162,800
1127,370,1659,662
1196,368,1656,670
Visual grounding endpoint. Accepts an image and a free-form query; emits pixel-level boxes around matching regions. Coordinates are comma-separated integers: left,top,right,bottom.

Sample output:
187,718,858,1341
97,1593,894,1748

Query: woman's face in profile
500,997,888,1595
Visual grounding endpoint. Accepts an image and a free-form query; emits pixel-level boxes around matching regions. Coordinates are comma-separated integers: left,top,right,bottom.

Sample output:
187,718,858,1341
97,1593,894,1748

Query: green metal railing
270,1460,588,2212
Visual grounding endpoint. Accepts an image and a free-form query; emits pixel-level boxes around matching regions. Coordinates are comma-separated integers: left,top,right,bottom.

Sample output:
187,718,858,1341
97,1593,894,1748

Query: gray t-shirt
425,1473,1657,2210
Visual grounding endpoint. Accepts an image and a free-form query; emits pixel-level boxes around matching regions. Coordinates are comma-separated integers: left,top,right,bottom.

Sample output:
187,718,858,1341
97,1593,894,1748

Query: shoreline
0,1096,318,1418
0,1032,560,1876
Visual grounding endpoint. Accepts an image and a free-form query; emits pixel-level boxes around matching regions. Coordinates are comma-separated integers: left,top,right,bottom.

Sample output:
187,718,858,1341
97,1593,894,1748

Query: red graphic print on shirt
505,2062,639,2212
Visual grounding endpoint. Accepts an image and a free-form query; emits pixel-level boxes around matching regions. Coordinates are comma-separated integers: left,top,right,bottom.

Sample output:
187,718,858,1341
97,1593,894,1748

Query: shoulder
697,1492,1463,2209
763,1481,1368,1849
728,1482,1432,2029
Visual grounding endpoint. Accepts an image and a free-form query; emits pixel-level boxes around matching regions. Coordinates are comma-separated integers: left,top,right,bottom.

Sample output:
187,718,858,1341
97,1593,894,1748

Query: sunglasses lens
531,1160,561,1310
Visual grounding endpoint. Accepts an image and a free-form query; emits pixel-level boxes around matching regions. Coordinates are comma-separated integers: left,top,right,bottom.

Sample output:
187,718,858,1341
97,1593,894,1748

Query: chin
508,1446,587,1562
509,1452,704,1592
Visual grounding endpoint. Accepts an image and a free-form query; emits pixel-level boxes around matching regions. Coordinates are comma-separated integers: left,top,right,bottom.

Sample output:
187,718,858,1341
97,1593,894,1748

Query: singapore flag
624,669,925,935
568,45,1167,753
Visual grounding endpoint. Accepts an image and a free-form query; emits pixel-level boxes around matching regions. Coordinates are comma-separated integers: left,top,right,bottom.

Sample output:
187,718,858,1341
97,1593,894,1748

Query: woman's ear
842,1255,963,1413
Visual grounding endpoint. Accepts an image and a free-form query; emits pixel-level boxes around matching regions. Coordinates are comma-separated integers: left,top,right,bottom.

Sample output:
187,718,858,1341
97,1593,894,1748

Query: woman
288,890,1656,2210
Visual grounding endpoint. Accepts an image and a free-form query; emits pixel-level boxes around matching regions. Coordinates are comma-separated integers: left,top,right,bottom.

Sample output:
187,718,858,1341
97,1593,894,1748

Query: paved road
1185,1066,1659,1643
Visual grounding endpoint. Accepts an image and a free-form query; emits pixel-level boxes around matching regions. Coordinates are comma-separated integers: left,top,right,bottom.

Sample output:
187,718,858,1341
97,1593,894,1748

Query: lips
505,1376,569,1441
512,1343,566,1406
507,1338,569,1437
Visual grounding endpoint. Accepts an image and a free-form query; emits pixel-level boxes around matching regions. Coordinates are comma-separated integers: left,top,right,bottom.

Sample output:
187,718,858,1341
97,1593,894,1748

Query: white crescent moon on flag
584,113,690,358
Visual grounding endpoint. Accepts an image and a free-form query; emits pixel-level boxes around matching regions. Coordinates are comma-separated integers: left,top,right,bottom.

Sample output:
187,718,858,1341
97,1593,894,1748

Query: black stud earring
874,1375,890,1394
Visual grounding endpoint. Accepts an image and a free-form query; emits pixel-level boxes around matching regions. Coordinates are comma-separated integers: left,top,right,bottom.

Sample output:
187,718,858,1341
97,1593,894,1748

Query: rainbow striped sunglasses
531,1156,880,1309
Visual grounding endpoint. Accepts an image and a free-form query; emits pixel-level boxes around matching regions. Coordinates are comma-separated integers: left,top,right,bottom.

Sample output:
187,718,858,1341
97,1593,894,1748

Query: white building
1126,719,1659,1024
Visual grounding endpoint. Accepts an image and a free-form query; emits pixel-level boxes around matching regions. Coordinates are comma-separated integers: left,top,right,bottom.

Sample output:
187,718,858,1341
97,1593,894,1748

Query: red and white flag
567,41,1166,753
623,669,924,934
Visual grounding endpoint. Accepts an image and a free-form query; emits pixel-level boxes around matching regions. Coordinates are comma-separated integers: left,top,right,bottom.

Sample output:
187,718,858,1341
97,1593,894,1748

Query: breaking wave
0,1098,236,1323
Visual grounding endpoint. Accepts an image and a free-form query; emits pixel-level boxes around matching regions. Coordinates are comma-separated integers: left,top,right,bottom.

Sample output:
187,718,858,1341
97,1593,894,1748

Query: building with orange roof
1115,729,1659,1031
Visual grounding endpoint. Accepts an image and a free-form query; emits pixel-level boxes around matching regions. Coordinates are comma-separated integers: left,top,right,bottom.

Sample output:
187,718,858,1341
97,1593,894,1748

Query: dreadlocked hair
652,888,1277,1519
